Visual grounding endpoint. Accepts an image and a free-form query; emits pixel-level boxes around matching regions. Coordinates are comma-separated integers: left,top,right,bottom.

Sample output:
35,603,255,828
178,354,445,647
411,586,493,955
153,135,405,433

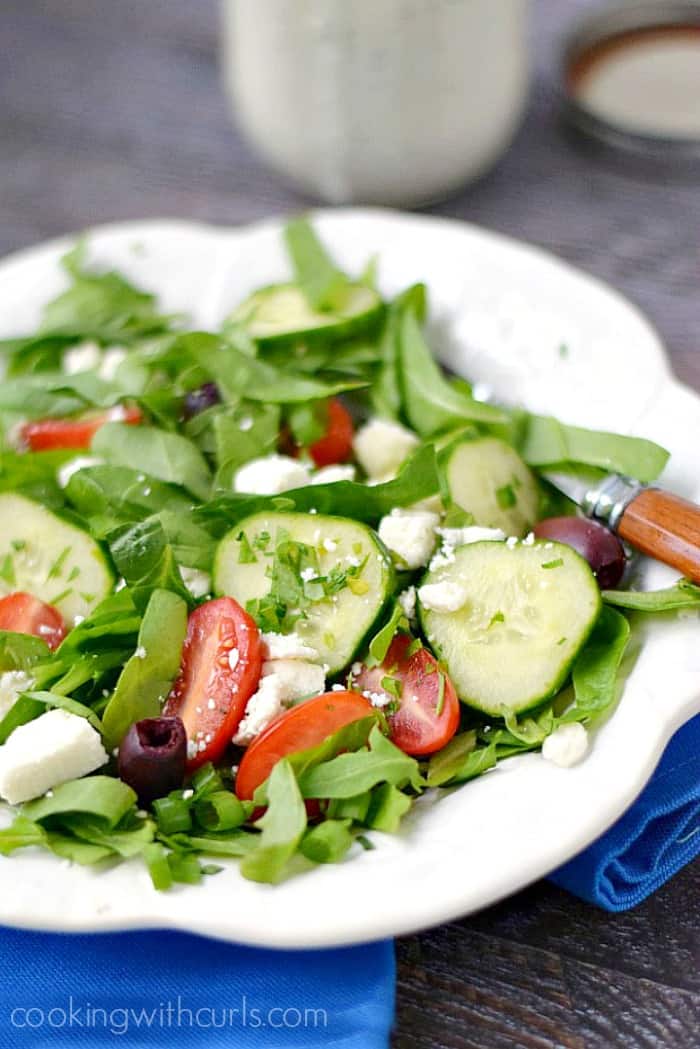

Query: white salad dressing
223,0,529,205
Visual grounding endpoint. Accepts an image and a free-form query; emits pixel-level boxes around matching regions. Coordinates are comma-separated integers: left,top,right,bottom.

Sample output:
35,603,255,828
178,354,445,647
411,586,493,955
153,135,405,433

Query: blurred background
2,0,698,389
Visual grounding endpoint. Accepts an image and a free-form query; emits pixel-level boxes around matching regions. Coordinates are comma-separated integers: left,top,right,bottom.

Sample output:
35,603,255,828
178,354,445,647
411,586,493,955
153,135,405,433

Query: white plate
0,209,698,948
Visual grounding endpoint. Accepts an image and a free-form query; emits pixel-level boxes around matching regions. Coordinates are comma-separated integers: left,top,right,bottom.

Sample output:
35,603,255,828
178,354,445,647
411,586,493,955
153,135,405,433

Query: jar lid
562,1,700,160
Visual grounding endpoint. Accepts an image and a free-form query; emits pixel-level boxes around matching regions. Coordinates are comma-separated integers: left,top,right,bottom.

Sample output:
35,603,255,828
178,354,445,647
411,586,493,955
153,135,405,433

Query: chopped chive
153,795,192,835
144,843,172,891
541,559,564,570
488,611,505,628
46,545,72,581
10,539,26,552
435,673,446,717
0,554,15,586
557,636,567,646
49,587,73,606
496,484,516,510
380,675,402,699
67,565,81,582
323,631,336,650
356,834,375,851
237,532,257,564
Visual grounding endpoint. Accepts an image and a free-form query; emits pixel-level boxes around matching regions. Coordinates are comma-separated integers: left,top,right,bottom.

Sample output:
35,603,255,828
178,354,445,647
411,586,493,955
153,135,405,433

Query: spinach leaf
0,816,48,855
196,444,440,535
602,580,700,612
366,603,405,666
61,813,155,858
0,631,51,672
66,465,194,533
240,759,307,884
102,588,187,749
24,690,105,734
522,415,669,482
92,422,212,500
22,775,137,827
398,310,508,435
108,518,191,610
428,742,498,787
567,606,631,720
426,730,477,787
283,216,351,311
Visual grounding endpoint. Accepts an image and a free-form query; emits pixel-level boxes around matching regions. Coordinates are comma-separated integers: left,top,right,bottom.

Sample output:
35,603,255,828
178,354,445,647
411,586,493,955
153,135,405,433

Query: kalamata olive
533,516,626,589
118,716,187,805
183,382,221,420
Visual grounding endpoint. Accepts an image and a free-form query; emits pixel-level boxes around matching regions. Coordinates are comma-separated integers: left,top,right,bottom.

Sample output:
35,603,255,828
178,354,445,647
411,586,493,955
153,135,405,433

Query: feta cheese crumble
63,342,101,375
261,658,325,703
398,586,417,623
232,675,285,746
261,632,318,661
57,456,104,489
353,418,419,479
0,671,34,721
378,509,439,569
98,347,127,380
436,525,506,548
541,723,589,768
180,566,212,599
418,581,468,613
0,710,108,804
311,464,356,485
233,455,311,495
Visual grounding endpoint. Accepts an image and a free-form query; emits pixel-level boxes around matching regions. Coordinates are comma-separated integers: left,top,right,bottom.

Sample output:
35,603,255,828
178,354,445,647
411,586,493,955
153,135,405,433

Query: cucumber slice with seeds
0,493,114,625
418,539,601,715
444,437,540,537
229,282,383,346
213,511,394,674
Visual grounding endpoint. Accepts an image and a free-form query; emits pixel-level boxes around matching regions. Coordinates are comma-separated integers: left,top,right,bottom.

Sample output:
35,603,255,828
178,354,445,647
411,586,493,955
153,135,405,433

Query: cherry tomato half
0,592,66,650
353,634,460,756
308,399,354,467
163,597,263,772
20,405,142,452
235,690,373,801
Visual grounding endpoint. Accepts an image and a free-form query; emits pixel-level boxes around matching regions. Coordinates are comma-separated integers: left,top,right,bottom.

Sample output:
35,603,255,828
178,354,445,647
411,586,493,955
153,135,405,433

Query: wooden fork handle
618,489,700,584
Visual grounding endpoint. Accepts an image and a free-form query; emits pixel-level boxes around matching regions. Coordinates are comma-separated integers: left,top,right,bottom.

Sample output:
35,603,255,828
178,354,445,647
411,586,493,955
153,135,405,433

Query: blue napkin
0,930,395,1047
551,714,700,910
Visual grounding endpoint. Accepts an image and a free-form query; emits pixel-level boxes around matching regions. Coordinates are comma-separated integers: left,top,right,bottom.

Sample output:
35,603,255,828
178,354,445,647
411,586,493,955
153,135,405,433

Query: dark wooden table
2,2,698,1045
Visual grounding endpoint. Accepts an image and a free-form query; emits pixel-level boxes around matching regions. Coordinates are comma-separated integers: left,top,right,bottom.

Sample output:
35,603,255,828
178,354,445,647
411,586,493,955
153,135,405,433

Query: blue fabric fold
0,930,395,1048
551,714,700,910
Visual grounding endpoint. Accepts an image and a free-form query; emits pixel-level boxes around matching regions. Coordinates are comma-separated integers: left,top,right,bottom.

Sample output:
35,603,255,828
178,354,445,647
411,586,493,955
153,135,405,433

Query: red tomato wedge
163,597,263,772
20,405,142,451
353,634,460,756
0,592,66,650
308,398,354,467
235,690,373,801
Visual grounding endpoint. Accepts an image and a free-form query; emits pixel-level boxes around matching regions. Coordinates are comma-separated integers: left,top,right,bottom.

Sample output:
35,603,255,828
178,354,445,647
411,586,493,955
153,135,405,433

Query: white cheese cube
233,455,311,495
0,671,34,721
63,342,101,375
541,723,589,768
262,659,325,703
232,675,285,747
98,347,127,380
378,509,439,569
180,566,212,599
418,580,468,613
0,710,108,805
311,464,356,485
353,418,419,479
57,456,104,489
261,632,318,661
436,525,506,547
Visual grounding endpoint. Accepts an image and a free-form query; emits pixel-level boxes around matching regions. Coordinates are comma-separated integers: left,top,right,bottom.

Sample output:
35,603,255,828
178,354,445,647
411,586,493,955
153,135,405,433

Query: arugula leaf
567,606,631,721
602,580,700,612
298,724,423,799
283,216,351,311
372,284,428,420
398,310,508,435
522,415,669,482
102,588,187,749
365,783,412,832
300,819,354,863
366,603,405,666
196,444,440,535
426,730,477,787
240,759,307,884
429,742,498,786
24,690,105,734
92,422,212,501
61,812,155,858
283,716,379,786
22,776,137,827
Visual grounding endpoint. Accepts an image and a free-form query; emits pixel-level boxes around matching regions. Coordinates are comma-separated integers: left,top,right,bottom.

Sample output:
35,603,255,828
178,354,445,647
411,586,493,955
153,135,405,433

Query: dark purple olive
183,382,221,420
118,716,187,805
533,516,626,589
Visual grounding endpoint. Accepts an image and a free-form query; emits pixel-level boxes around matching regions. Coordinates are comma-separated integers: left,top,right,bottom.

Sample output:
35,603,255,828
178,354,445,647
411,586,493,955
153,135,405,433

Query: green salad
0,218,696,889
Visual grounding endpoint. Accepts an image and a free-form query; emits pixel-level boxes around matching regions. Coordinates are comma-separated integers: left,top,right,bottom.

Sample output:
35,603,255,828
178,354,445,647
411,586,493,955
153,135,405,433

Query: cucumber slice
213,511,394,674
418,539,601,715
229,282,383,346
444,437,540,536
0,494,115,625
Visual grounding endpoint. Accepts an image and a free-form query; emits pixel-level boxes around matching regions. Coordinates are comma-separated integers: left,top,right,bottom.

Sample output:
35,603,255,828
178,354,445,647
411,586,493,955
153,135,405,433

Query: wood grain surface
620,489,700,584
1,2,698,1046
